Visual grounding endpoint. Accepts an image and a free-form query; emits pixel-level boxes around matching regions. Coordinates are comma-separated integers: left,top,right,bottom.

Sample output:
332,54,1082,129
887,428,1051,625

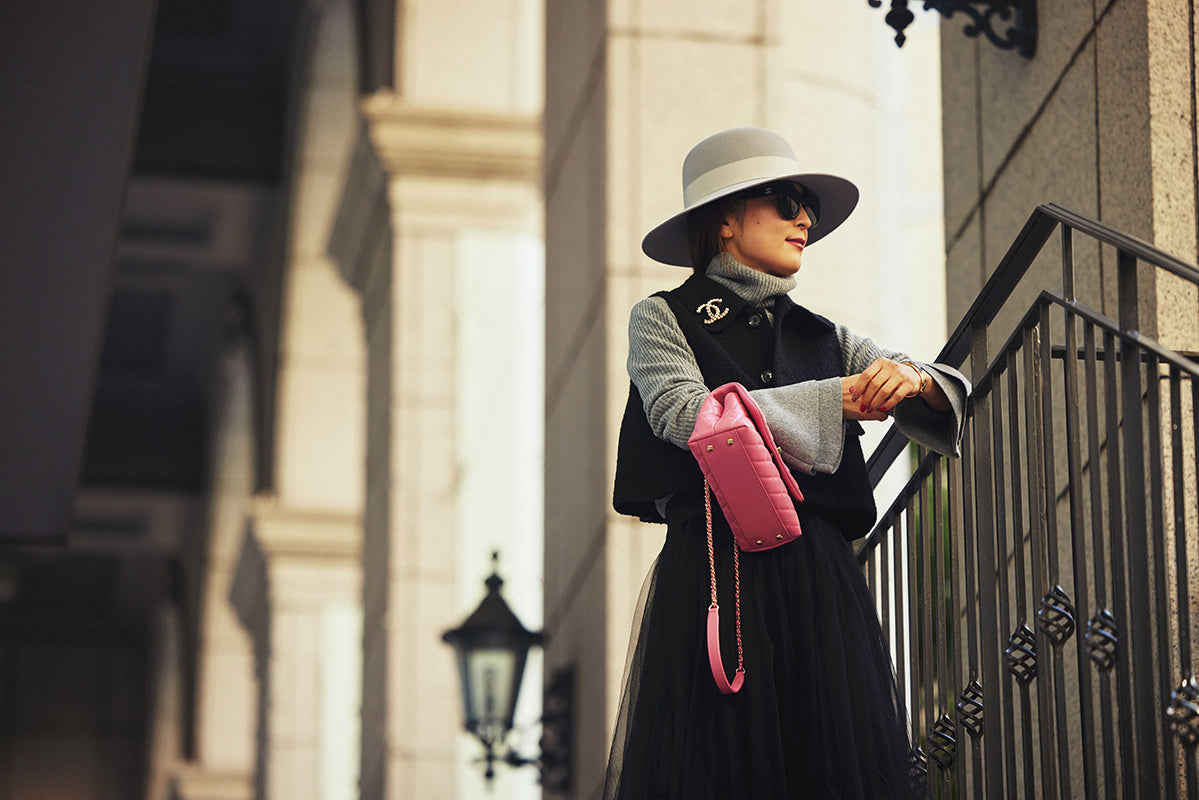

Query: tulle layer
605,497,921,800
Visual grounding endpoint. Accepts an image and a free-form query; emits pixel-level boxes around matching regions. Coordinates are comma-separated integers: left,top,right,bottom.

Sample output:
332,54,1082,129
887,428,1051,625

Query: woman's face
720,182,813,277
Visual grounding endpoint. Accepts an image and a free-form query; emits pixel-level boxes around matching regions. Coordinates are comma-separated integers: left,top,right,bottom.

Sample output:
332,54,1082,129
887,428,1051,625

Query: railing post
969,320,1005,797
1104,328,1137,797
1118,249,1160,793
957,415,987,798
1063,298,1098,797
1025,317,1059,798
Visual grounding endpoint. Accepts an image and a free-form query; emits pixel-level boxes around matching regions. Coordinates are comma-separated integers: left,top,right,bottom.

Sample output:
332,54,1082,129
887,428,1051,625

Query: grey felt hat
641,126,859,267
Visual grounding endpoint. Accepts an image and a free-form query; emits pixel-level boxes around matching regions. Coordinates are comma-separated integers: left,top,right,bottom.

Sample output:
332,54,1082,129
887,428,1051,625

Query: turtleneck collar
704,252,796,306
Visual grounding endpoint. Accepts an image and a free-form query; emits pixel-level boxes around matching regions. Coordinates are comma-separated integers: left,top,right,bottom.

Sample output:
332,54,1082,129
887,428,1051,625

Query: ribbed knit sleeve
626,296,709,449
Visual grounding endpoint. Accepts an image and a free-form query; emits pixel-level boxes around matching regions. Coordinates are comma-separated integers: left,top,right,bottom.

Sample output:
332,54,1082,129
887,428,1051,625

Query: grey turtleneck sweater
627,252,970,479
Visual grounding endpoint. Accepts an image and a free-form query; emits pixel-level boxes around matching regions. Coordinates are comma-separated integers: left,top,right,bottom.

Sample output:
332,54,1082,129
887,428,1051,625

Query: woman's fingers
842,376,889,420
849,358,917,413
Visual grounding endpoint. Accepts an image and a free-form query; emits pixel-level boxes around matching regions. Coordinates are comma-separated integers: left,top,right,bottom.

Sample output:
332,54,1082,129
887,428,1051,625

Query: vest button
760,369,774,385
747,313,763,328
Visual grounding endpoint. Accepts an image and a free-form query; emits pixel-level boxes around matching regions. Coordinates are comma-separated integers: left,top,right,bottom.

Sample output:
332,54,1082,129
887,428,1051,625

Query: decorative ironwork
1036,585,1076,644
1168,678,1199,748
1004,623,1037,684
854,205,1199,794
907,745,929,792
867,0,1037,58
1085,608,1118,671
956,679,985,737
928,714,957,770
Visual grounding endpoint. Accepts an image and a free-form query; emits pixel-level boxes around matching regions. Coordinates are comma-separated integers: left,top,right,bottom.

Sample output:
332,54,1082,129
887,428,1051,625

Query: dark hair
686,195,745,272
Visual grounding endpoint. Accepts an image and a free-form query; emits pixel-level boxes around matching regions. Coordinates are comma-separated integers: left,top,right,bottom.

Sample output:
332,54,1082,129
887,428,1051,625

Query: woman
607,127,969,799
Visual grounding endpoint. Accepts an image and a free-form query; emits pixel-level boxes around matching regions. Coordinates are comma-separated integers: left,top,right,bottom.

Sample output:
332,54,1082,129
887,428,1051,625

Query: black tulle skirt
604,495,921,800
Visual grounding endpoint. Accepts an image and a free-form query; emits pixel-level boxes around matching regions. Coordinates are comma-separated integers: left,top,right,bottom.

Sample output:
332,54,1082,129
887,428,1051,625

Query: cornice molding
171,769,253,800
247,494,361,560
229,496,361,628
359,92,542,182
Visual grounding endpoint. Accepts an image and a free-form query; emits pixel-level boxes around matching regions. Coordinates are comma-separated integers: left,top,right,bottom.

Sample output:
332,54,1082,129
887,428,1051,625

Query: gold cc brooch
696,298,729,325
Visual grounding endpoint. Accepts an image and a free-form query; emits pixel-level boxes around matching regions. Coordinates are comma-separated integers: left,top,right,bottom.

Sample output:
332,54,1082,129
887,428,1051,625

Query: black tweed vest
612,273,877,540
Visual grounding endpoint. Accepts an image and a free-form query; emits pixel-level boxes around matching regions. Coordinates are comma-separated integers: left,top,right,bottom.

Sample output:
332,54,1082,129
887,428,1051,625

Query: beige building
1,1,1195,799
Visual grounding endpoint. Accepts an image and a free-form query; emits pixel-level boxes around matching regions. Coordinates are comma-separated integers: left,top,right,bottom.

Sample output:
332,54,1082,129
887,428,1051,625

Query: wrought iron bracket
868,0,1037,58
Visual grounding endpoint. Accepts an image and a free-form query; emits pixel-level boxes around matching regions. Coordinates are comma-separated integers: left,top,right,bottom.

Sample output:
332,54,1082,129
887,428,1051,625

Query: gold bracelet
901,361,926,398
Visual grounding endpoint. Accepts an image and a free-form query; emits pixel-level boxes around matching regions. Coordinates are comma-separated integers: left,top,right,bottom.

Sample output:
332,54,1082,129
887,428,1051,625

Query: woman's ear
720,213,736,239
720,199,745,239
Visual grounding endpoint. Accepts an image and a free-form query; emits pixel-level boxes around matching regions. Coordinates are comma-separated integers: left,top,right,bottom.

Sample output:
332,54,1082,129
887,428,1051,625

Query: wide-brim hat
641,126,859,267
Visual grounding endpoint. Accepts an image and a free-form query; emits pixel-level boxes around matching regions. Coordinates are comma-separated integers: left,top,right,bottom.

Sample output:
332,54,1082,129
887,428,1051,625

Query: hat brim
641,173,859,268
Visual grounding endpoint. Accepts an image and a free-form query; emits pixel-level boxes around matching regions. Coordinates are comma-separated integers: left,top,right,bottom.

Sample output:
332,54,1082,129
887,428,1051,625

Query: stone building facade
7,2,1198,800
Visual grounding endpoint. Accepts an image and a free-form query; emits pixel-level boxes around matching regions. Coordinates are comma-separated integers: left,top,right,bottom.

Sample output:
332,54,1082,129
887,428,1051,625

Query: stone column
330,102,541,800
220,3,368,796
166,346,258,800
230,500,362,800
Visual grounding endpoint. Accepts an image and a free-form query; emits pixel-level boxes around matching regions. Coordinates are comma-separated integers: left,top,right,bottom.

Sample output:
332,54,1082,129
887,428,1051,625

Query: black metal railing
859,204,1199,798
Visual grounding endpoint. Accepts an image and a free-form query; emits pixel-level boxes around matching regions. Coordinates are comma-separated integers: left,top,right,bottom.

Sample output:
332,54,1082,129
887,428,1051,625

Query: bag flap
689,382,803,503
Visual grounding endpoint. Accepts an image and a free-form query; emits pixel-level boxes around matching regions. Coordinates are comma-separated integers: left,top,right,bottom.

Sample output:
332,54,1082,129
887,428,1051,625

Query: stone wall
940,0,1198,346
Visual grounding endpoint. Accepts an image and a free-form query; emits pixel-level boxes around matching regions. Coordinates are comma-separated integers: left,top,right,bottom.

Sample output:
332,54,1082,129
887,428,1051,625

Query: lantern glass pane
466,647,517,735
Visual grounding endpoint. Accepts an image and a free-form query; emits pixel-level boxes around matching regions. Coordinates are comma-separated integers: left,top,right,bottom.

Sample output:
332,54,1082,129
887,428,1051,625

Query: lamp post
442,552,544,784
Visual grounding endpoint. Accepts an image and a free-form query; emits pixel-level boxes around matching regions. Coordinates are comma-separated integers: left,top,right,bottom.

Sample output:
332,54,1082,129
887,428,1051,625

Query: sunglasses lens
803,194,820,227
774,185,819,227
776,192,801,220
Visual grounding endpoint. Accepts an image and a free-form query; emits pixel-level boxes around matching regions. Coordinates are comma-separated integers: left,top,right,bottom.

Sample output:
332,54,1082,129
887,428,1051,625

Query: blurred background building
1,1,1195,799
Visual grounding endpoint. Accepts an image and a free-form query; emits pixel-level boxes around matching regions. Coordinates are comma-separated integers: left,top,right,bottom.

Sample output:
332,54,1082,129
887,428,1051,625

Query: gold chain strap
705,478,744,676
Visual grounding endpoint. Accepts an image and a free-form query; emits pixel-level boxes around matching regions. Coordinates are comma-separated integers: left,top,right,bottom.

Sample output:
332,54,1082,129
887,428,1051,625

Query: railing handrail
867,202,1199,487
861,286,1199,559
942,203,1199,369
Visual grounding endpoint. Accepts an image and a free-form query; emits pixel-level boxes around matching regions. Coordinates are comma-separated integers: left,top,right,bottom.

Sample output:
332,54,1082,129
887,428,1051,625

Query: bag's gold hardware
727,438,734,445
755,539,763,545
776,534,784,540
706,445,713,451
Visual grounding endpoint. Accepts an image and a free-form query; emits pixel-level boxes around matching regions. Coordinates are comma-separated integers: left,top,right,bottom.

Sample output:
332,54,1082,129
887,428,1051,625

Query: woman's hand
843,358,934,420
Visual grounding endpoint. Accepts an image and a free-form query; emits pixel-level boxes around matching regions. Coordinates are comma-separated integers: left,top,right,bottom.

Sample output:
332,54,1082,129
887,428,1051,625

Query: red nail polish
860,404,866,413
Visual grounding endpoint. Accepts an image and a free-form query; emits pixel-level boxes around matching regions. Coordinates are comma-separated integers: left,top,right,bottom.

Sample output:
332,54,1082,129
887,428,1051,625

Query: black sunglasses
738,183,820,227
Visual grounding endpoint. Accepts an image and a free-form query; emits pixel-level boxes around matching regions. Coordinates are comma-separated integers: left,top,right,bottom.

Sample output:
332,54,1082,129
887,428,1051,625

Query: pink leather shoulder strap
707,605,744,694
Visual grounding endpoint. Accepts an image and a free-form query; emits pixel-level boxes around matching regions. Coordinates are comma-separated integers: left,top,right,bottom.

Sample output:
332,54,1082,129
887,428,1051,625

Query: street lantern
442,552,544,782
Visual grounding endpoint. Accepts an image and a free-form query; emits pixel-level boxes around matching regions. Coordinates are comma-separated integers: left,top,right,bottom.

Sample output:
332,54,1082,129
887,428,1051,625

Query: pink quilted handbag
687,382,804,694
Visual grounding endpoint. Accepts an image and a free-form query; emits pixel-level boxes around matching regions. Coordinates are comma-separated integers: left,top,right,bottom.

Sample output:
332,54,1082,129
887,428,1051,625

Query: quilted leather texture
688,383,803,551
